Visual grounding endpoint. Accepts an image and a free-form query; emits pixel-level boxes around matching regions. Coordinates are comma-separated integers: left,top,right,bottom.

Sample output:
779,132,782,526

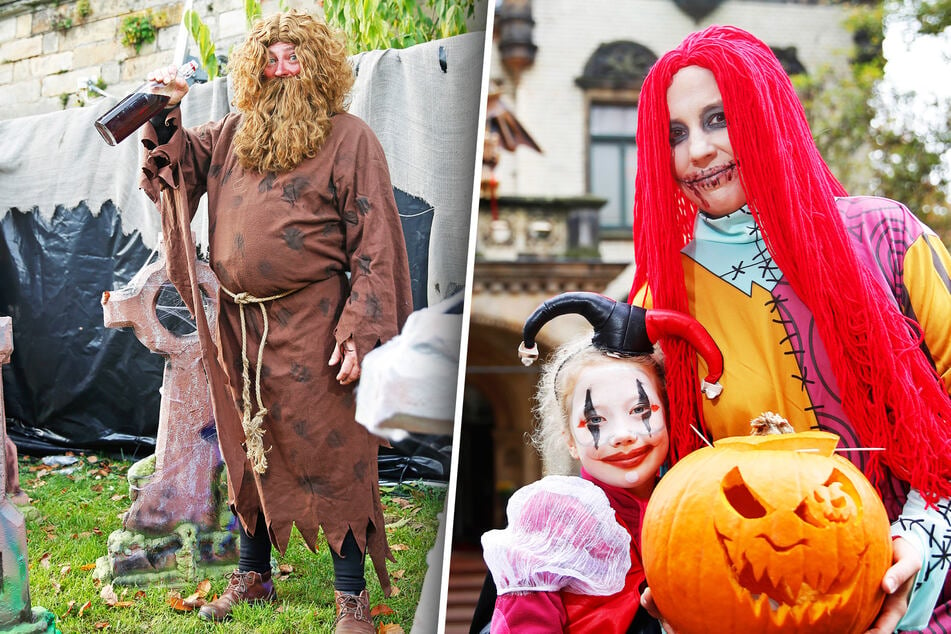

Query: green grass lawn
17,452,446,633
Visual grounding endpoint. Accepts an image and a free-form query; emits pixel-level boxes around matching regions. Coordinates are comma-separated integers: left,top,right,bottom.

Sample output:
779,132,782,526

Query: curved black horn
521,292,652,355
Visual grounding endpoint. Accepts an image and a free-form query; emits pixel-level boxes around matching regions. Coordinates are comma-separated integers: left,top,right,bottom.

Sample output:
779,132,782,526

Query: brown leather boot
197,569,276,622
333,589,374,633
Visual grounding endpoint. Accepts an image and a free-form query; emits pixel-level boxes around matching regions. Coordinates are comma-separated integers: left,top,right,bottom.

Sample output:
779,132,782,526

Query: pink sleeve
492,591,567,634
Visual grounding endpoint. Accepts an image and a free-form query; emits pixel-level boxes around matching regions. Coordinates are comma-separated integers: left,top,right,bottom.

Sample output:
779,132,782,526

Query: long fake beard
233,77,332,174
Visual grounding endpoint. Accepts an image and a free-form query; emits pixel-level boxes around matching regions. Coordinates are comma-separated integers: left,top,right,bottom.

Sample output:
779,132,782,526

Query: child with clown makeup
480,292,724,634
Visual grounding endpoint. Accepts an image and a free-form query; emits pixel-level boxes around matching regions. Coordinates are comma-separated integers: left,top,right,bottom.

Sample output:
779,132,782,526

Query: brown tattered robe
140,109,413,594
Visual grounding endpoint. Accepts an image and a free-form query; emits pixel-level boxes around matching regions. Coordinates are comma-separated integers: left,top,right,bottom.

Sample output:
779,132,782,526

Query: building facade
446,2,856,630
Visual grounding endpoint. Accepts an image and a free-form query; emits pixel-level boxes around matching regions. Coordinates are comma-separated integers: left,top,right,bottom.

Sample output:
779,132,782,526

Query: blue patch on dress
682,207,782,296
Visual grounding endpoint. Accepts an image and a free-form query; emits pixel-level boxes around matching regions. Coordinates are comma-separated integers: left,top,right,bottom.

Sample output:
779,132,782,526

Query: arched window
576,41,657,232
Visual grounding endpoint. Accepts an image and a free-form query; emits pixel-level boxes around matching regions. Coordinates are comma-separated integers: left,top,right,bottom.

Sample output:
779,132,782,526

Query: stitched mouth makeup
681,162,738,190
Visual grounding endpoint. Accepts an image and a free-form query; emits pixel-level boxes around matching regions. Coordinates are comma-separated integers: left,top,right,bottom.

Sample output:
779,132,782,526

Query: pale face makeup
566,358,668,497
264,42,301,79
667,65,747,217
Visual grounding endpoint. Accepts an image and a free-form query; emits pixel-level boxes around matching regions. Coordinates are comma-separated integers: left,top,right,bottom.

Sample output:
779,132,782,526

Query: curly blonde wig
531,339,666,477
230,10,354,173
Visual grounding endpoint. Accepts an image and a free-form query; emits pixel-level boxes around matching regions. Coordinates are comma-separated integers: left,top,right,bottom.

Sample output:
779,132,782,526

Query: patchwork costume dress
674,196,951,630
140,109,413,592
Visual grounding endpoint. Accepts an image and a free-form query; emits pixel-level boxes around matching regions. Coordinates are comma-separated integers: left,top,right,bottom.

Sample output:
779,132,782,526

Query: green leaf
183,9,218,80
245,0,262,30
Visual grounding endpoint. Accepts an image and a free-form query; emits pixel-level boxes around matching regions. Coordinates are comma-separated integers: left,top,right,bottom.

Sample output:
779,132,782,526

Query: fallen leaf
371,603,396,617
276,605,286,613
92,527,103,536
167,592,193,612
80,563,97,571
91,484,104,493
377,624,405,633
391,570,406,579
134,590,146,599
196,579,211,597
110,494,124,501
389,543,410,551
51,580,61,593
113,601,134,608
389,585,401,597
100,584,118,606
278,564,294,574
87,455,99,464
60,565,71,577
62,600,76,617
385,517,412,530
93,621,109,630
78,600,92,617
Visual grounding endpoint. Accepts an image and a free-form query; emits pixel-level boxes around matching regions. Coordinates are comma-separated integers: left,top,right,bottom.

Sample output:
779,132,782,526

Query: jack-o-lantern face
641,431,891,634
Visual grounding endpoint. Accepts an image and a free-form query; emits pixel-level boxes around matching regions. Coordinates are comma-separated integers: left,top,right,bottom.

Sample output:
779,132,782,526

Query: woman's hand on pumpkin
329,337,360,385
865,537,921,633
639,587,678,633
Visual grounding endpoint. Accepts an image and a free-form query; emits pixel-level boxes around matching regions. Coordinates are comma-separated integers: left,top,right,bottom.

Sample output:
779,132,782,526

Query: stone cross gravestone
95,249,237,586
0,317,56,632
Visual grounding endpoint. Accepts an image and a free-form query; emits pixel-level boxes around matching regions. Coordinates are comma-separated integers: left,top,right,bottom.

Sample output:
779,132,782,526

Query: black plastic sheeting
0,197,452,482
395,188,434,312
386,188,450,482
0,201,163,455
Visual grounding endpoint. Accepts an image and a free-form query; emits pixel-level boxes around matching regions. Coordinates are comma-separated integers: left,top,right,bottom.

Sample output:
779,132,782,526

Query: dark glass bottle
94,61,198,146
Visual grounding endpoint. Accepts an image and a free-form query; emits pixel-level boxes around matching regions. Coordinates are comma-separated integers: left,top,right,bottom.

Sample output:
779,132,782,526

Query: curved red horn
645,309,724,398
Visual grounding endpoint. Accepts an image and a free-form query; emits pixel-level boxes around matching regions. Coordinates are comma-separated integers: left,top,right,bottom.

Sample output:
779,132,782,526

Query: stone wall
0,0,317,120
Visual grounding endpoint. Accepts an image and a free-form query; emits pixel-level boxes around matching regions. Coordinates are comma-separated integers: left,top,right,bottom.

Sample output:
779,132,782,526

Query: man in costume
140,11,412,632
630,25,951,632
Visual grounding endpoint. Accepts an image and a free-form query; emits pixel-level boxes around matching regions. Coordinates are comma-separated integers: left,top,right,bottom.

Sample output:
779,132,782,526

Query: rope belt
220,284,298,475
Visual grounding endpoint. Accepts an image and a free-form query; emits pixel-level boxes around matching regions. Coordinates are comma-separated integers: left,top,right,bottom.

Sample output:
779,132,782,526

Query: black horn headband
518,292,724,399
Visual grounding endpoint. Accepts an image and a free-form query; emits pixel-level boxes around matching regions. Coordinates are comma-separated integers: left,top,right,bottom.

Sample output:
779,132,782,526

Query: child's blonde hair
531,338,666,476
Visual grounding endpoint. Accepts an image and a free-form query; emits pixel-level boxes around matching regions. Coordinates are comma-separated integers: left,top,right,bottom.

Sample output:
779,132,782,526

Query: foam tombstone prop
641,429,891,634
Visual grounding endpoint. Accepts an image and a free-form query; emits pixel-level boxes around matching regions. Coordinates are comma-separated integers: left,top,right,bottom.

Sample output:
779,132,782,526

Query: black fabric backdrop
0,195,450,482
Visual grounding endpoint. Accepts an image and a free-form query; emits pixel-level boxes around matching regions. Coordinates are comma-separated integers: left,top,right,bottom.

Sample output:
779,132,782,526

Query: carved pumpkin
641,431,891,633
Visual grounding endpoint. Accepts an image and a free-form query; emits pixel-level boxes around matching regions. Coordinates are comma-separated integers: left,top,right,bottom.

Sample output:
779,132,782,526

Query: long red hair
630,25,951,501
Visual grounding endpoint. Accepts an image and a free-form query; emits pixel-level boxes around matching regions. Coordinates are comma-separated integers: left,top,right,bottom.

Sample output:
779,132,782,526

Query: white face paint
667,65,747,217
567,358,668,497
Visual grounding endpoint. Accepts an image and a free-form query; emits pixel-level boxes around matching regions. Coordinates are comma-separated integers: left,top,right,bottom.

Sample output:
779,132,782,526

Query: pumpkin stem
749,411,794,436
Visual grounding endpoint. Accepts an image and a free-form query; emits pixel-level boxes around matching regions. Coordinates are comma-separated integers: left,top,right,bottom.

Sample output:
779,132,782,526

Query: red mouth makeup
602,445,652,468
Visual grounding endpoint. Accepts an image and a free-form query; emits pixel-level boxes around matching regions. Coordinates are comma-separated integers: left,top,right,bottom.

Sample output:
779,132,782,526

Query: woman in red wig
630,25,951,632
